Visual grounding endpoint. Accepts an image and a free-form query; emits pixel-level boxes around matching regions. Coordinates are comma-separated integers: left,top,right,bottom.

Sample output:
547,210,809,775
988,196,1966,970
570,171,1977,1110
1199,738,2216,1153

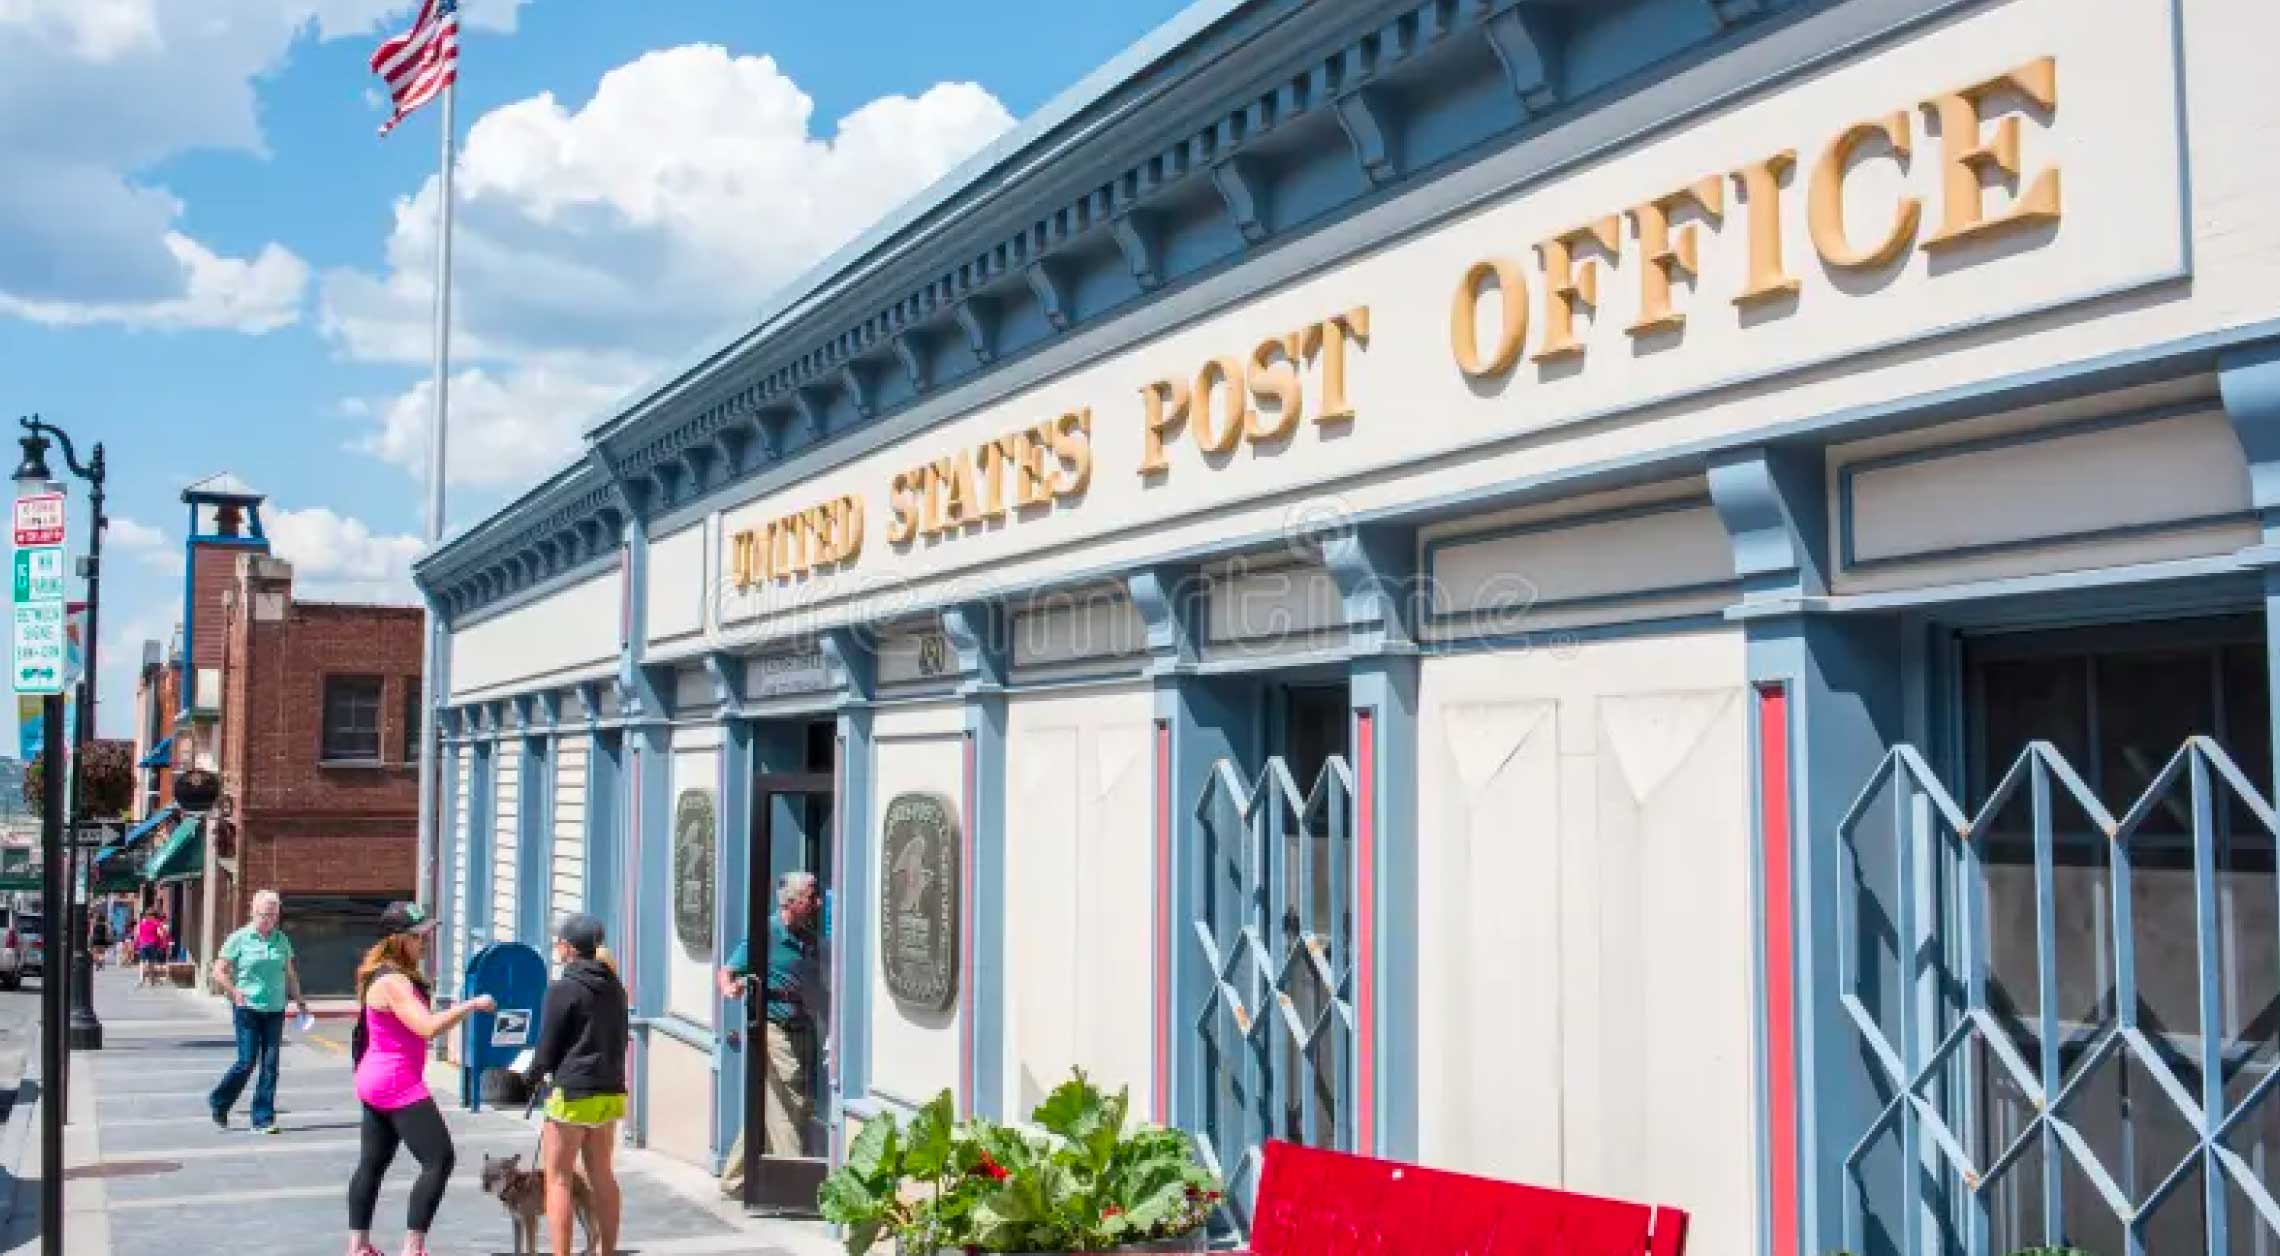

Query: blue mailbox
460,940,548,1112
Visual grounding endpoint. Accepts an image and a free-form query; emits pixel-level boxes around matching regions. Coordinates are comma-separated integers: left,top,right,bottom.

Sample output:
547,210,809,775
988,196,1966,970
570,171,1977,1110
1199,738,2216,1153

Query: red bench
1234,1140,1690,1255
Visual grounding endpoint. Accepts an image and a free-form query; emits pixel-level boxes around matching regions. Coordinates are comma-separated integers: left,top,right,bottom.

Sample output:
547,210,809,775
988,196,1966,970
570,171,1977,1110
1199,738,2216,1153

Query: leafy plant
820,1070,1223,1254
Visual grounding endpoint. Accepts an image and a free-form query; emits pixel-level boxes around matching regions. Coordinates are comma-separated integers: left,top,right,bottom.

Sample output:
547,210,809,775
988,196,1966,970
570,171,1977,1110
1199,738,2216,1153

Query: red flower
1103,1205,1124,1218
970,1152,1010,1182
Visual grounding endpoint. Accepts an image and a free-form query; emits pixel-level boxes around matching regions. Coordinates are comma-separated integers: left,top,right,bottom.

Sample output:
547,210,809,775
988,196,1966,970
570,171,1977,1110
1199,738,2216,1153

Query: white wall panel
1430,502,1733,620
1003,686,1155,1118
1207,564,1340,644
492,753,520,942
868,702,965,1108
1012,593,1147,669
647,522,708,648
646,1030,714,1169
553,738,588,927
450,570,619,700
1417,629,1754,1256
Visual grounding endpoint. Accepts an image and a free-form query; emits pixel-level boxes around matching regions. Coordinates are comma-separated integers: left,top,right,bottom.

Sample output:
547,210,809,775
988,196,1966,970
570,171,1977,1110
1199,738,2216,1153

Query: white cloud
356,354,652,487
0,0,525,334
266,505,425,604
325,46,1015,482
107,515,165,551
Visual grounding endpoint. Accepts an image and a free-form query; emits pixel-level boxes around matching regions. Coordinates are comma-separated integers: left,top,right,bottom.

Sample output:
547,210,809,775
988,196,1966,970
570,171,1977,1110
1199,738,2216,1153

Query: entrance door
742,720,836,1214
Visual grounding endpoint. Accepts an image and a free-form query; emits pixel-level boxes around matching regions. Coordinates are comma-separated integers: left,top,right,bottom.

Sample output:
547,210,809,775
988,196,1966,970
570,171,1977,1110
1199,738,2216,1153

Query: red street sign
12,493,64,547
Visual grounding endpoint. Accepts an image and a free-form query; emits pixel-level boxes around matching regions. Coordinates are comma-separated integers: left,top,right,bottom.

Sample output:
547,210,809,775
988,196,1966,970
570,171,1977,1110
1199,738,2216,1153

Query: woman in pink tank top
343,903,493,1256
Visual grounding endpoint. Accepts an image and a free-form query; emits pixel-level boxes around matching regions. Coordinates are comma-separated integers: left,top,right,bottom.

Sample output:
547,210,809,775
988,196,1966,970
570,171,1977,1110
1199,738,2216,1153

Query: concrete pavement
2,968,840,1256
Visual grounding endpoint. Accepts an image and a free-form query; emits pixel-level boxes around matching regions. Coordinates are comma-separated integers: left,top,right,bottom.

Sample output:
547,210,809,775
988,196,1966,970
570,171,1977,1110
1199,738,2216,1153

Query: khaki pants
718,1021,812,1198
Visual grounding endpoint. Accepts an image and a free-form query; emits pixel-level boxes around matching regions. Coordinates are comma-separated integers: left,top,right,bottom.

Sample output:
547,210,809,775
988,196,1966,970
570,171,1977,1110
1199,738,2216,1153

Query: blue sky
2,0,1193,744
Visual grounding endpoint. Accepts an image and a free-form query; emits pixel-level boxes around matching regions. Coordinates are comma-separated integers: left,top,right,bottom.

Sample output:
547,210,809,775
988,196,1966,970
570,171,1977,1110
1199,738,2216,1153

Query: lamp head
12,426,52,493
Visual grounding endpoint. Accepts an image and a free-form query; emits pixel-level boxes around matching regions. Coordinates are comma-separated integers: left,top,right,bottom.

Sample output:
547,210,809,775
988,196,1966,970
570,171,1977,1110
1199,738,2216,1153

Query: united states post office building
414,1,2280,1252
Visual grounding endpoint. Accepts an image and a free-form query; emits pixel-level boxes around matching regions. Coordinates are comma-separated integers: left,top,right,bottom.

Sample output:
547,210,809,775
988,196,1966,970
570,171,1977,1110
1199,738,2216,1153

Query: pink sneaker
348,1245,383,1256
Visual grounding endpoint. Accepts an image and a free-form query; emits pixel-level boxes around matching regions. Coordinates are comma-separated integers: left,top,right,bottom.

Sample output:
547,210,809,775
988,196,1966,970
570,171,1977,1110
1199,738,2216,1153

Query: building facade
131,480,425,992
414,2,2280,1252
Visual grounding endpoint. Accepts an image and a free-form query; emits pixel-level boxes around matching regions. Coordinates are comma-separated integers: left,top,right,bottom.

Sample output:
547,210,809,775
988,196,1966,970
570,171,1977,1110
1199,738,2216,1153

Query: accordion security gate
1190,753,1358,1226
1837,737,2280,1256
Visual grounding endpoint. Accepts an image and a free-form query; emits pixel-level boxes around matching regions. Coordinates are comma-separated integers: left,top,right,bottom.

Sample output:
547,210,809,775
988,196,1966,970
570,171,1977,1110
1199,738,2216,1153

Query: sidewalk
6,970,840,1256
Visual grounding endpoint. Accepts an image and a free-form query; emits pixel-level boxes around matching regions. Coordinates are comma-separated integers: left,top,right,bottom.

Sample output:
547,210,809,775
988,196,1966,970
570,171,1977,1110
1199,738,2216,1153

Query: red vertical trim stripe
1152,719,1173,1125
959,731,977,1116
1756,682,1799,1256
1353,707,1377,1155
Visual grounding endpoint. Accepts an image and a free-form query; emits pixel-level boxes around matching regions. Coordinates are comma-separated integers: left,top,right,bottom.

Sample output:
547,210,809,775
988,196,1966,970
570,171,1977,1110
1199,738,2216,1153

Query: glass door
742,727,835,1213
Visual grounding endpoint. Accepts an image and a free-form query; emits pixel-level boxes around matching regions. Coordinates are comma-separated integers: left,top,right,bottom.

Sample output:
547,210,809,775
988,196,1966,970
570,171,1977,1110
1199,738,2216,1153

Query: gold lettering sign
728,493,864,589
1449,56,2060,379
1139,307,1368,478
887,409,1091,546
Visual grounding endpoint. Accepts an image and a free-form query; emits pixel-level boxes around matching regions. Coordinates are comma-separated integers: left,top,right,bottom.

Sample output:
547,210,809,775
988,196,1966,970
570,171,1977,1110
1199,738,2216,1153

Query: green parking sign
12,546,63,604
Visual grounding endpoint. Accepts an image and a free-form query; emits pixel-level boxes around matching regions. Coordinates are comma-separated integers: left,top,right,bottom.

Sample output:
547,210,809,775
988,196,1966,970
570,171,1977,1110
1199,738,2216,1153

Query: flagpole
414,76,455,944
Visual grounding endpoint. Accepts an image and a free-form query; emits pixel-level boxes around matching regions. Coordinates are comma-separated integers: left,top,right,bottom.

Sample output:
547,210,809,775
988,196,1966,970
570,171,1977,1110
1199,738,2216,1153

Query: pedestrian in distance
87,909,111,971
133,909,169,987
346,901,494,1256
208,890,310,1133
522,913,628,1256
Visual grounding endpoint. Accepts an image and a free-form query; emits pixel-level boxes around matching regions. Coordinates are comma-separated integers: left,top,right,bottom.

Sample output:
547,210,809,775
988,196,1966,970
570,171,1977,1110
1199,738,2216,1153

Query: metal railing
1190,754,1357,1227
1837,738,2280,1256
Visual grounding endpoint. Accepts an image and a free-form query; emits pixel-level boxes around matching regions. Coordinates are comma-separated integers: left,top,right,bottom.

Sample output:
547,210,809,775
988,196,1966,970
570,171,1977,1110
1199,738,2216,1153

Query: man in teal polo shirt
208,889,309,1133
715,871,825,1199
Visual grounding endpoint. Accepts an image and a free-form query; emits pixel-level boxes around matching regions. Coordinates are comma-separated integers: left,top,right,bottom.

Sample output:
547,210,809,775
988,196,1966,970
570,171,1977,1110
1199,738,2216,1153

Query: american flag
370,0,460,136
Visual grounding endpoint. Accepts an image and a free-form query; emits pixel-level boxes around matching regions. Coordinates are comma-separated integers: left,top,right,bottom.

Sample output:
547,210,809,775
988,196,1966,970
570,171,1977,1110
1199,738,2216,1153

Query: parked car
0,905,37,990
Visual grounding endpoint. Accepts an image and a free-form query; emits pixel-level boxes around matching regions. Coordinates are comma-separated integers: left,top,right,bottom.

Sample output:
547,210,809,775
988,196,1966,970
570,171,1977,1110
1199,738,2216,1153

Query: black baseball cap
556,912,605,957
378,901,435,937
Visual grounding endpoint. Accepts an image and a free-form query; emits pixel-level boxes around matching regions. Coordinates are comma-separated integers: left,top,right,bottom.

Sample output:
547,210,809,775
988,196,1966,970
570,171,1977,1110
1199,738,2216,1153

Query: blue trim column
608,476,676,1147
436,712,462,992
823,628,877,1158
464,724,496,975
1324,526,1419,1160
1128,564,1243,1138
2220,338,2280,793
1710,445,1902,1256
943,602,1010,1118
516,694,553,946
709,652,753,1176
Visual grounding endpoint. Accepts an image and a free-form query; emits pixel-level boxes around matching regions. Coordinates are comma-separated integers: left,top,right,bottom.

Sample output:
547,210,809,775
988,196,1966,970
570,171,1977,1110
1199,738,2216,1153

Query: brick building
127,476,425,993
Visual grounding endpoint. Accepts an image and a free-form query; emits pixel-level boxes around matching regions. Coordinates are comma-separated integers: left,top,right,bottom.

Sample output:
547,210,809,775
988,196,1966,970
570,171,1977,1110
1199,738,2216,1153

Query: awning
137,737,174,769
144,817,203,885
94,806,178,869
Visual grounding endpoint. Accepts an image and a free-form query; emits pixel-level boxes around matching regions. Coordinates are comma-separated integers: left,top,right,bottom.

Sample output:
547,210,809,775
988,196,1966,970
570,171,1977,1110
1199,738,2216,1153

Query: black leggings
348,1098,456,1233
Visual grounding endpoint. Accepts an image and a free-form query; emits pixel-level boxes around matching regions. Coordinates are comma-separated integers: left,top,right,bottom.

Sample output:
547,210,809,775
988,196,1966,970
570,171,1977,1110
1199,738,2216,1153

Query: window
403,684,420,764
321,676,384,763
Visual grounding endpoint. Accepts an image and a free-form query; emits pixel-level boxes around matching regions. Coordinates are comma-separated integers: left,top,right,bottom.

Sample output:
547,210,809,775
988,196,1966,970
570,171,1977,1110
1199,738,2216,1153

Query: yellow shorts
544,1091,628,1127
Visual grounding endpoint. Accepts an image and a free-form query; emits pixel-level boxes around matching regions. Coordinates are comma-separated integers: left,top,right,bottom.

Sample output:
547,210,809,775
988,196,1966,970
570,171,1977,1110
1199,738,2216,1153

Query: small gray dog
478,1152,596,1256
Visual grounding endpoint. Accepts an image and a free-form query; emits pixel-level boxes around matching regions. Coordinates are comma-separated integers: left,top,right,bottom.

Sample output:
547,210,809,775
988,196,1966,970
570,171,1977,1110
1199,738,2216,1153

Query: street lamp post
19,419,106,1053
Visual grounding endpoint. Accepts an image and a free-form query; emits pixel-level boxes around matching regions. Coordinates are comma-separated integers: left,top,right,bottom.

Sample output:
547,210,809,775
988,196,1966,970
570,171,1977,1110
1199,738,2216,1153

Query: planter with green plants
818,1071,1223,1254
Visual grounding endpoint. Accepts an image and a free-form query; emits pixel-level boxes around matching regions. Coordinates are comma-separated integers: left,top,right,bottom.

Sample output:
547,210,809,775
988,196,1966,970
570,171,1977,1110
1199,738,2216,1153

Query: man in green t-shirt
207,889,308,1133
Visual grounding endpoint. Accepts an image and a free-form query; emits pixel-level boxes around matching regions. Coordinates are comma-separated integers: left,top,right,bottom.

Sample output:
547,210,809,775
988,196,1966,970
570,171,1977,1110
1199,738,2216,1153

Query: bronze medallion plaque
674,788,717,958
880,791,960,1012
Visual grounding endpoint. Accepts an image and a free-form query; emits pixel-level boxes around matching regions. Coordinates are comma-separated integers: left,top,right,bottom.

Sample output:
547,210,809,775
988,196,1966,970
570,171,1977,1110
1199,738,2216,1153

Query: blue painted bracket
1111,213,1163,291
1026,262,1072,333
704,650,747,711
954,299,996,366
535,691,563,733
821,626,878,699
942,602,1012,693
1333,90,1400,190
840,364,876,422
1708,445,1830,604
1128,565,1205,673
1322,525,1419,654
1481,5,1560,117
1210,157,1269,246
793,388,830,442
576,681,604,726
2220,339,2280,545
892,332,929,392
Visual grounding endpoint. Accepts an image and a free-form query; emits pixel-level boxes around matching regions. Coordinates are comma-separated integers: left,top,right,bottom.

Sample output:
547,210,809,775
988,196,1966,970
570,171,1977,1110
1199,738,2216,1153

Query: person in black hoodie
522,913,628,1256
